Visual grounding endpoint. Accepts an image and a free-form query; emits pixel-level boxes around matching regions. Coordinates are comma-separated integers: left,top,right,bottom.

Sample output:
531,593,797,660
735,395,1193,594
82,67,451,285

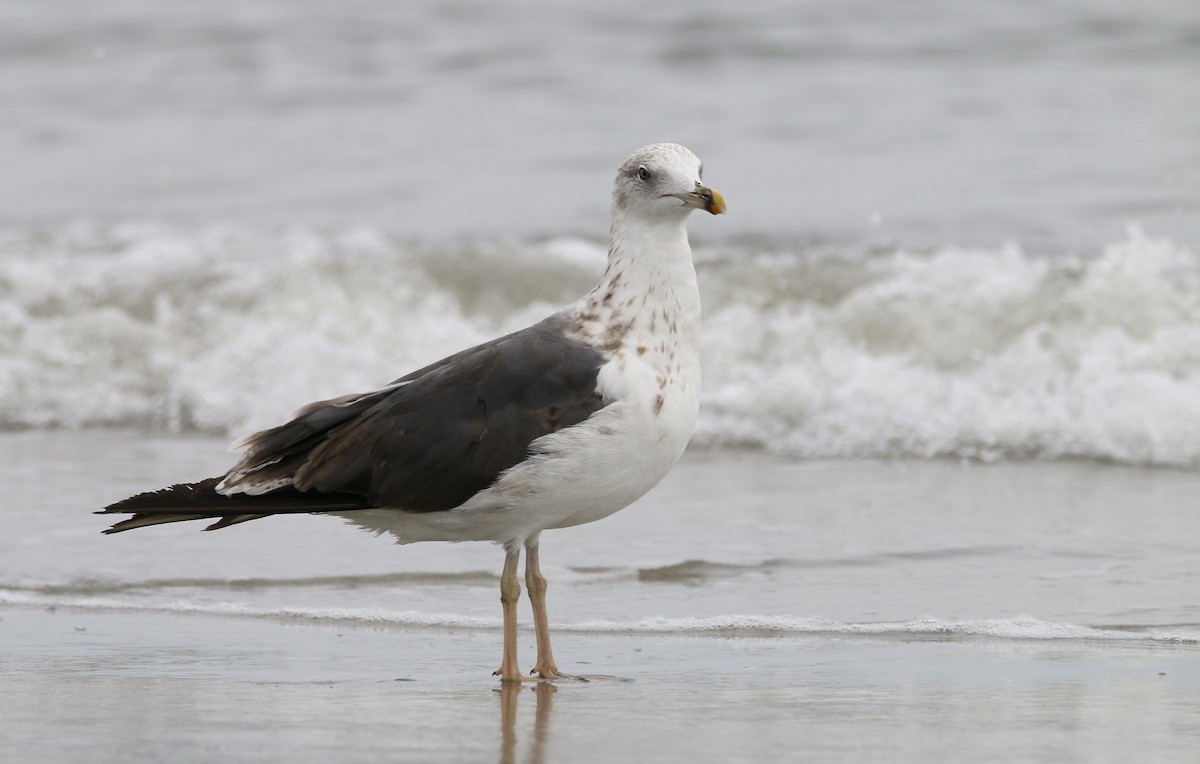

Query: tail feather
99,476,375,534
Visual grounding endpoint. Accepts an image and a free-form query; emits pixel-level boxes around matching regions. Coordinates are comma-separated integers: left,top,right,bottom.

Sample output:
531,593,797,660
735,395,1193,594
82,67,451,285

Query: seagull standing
100,143,725,682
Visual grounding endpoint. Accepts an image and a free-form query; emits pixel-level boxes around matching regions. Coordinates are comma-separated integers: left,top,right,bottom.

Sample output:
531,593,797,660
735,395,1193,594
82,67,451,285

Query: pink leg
493,545,522,683
525,538,561,679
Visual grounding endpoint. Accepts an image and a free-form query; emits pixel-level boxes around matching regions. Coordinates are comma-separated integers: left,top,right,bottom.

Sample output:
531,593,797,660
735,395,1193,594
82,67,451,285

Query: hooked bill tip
707,188,726,215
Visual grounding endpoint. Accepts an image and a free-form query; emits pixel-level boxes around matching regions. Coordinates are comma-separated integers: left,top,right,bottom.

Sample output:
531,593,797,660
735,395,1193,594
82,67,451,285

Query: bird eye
637,166,651,181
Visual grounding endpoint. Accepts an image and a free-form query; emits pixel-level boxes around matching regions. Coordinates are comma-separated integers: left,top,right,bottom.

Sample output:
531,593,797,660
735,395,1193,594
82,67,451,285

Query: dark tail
98,477,375,534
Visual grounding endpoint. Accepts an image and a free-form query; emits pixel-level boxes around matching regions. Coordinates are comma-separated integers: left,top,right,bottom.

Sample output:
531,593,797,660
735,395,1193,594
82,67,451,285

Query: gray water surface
3,0,1197,247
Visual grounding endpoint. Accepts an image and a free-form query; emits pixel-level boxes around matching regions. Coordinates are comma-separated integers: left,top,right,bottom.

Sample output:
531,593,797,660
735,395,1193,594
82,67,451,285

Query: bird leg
524,538,561,679
494,545,523,683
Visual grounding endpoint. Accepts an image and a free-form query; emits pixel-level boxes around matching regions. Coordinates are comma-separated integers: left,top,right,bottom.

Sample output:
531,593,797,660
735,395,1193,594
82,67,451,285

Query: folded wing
100,316,609,532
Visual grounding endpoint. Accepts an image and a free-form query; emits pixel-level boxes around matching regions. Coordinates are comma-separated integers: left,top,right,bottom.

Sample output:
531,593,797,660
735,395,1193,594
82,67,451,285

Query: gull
99,143,725,682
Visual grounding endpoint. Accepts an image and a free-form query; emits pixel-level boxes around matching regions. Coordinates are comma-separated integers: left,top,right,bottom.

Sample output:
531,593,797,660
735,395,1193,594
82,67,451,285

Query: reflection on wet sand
498,681,557,764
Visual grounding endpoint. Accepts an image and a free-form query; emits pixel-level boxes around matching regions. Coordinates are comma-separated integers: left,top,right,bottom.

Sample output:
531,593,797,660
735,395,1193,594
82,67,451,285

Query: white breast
353,341,701,547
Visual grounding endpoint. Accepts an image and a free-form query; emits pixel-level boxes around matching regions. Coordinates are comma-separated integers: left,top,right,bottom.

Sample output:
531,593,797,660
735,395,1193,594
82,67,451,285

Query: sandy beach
5,606,1198,763
3,431,1199,762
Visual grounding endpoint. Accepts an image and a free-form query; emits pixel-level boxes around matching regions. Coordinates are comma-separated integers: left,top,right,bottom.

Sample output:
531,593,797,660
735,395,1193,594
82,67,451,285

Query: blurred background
2,0,1199,465
3,0,1197,243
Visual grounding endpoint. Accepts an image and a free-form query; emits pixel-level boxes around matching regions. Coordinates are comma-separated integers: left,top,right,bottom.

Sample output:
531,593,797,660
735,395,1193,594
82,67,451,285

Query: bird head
612,143,726,222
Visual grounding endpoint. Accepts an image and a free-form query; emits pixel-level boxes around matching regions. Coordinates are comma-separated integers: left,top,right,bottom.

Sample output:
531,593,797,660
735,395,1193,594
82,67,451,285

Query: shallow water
5,607,1199,764
4,432,1198,642
3,433,1199,763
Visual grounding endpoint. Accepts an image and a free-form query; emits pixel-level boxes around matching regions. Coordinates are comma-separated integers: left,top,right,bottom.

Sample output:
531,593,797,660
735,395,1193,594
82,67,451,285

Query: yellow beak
702,187,726,215
671,185,726,215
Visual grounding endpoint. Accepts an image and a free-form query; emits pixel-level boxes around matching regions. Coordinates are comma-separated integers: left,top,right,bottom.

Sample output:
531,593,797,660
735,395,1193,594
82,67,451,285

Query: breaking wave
3,222,1199,466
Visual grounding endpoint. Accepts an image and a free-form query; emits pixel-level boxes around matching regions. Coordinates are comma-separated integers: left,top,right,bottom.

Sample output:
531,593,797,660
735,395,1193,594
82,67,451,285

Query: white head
612,143,726,223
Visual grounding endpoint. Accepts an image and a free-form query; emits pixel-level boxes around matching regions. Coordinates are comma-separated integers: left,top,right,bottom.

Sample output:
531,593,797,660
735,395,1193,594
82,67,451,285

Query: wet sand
3,431,1200,762
5,605,1199,763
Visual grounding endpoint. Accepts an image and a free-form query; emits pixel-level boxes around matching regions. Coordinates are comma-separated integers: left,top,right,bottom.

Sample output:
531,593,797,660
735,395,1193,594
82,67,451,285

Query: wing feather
102,316,610,532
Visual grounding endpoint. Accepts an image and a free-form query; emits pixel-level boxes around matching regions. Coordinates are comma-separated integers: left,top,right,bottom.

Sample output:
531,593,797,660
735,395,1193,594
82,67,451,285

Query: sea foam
2,588,1194,644
2,223,1198,466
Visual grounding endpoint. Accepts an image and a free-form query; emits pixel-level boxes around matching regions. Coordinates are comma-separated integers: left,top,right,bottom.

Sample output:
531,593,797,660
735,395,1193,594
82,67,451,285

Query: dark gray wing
220,315,608,512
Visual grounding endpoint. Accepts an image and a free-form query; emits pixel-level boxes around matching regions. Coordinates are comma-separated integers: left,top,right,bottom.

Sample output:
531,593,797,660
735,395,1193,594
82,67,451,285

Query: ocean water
2,0,1197,246
2,0,1199,462
2,3,1200,754
5,431,1200,762
3,225,1200,468
4,431,1199,645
